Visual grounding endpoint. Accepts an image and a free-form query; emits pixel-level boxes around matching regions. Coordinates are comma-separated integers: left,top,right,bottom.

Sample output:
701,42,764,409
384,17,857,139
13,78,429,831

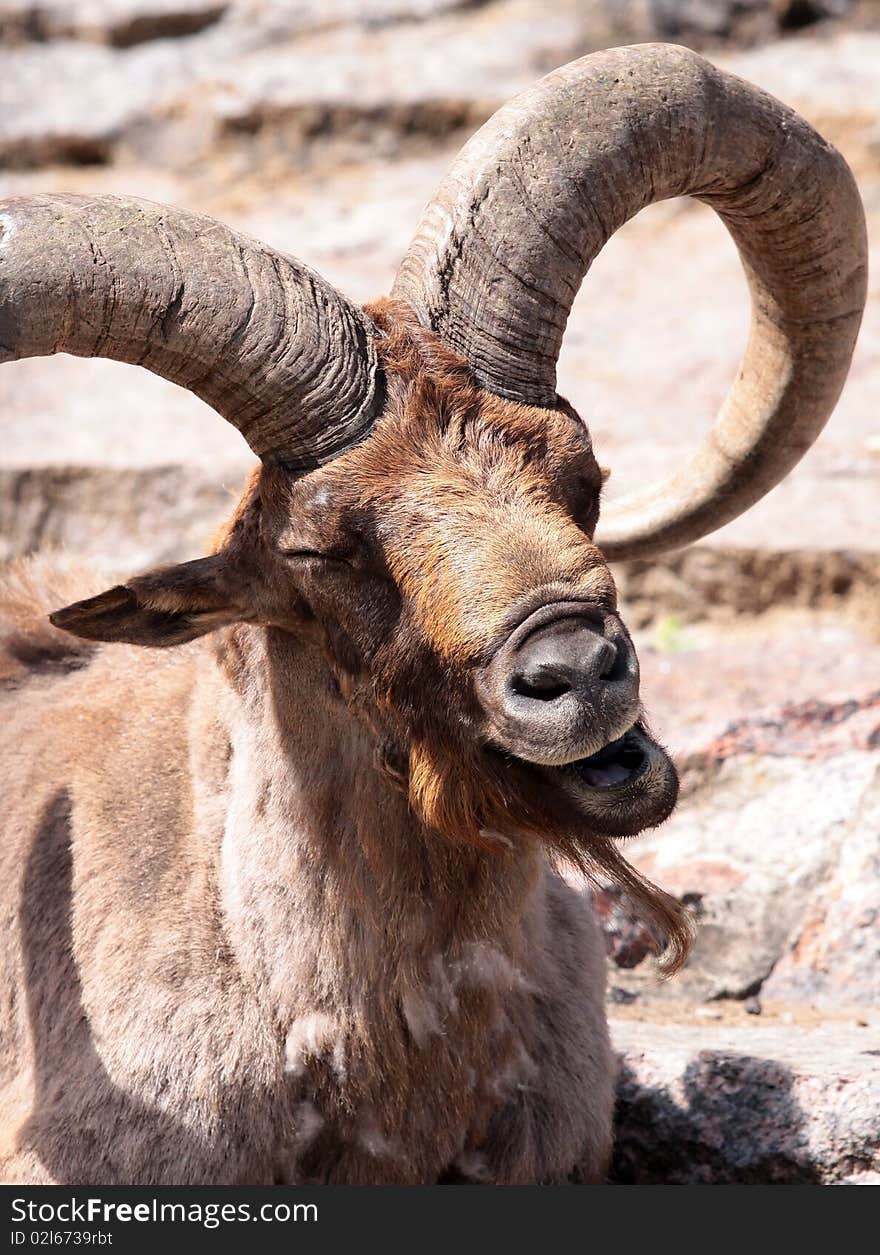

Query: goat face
263,311,679,854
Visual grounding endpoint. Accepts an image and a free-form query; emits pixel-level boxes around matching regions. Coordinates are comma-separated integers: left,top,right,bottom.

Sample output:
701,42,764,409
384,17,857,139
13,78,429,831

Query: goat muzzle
476,602,640,767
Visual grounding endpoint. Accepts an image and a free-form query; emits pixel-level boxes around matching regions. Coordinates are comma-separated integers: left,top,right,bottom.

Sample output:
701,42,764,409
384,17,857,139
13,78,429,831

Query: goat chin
405,727,691,977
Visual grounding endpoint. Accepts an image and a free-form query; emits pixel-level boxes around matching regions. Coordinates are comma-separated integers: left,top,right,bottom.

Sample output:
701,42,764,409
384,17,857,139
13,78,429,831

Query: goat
0,45,866,1184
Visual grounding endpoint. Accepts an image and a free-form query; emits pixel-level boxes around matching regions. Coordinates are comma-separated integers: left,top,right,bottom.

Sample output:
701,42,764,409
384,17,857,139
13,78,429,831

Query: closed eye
281,549,351,566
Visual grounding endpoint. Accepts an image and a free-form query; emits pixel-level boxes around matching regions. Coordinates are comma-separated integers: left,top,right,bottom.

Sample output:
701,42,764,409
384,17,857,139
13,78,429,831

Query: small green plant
653,612,688,654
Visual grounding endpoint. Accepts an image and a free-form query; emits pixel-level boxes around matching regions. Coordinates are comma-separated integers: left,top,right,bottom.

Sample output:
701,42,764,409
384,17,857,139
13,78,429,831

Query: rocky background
2,0,878,1183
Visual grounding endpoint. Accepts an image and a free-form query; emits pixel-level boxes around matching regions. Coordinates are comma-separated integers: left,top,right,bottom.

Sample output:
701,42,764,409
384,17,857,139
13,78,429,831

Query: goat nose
509,623,617,703
475,603,640,766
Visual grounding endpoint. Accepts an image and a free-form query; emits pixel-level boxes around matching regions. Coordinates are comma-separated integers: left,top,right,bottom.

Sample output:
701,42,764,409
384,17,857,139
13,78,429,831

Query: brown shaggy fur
0,304,689,1184
0,555,101,687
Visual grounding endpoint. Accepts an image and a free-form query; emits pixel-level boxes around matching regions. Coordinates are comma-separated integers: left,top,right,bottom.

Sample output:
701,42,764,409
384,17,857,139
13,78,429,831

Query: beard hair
406,731,693,975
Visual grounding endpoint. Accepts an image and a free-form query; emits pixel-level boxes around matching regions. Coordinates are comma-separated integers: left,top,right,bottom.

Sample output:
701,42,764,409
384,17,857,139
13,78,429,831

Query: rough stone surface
0,465,245,572
598,694,880,1009
612,1019,880,1183
0,1,690,169
0,1,228,48
761,795,880,1008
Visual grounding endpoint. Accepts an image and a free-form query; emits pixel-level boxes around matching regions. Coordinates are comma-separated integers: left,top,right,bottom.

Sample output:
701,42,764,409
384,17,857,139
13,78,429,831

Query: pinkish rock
762,800,880,1008
595,696,880,1008
686,691,880,765
612,1018,880,1183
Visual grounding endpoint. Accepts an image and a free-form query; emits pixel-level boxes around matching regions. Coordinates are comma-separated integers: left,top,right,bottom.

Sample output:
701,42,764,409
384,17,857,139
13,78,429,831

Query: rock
590,885,663,970
762,798,880,1008
634,614,880,754
609,986,640,1006
0,353,253,572
686,691,880,764
0,2,595,169
612,1019,880,1183
650,0,778,46
0,38,199,169
2,0,870,170
603,694,880,1008
0,1,228,48
776,0,856,31
0,465,247,573
0,0,489,49
838,1169,880,1185
618,549,880,630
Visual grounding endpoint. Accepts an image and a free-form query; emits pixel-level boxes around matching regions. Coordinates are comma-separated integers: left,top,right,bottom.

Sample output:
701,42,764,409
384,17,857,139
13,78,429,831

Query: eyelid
281,548,350,565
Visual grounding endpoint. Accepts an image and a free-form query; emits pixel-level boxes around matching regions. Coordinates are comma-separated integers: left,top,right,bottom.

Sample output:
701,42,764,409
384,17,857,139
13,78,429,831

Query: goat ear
49,556,244,648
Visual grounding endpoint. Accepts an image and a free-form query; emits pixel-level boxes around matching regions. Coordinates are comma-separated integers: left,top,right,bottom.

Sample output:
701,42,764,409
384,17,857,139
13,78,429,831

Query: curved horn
0,193,384,469
393,44,867,559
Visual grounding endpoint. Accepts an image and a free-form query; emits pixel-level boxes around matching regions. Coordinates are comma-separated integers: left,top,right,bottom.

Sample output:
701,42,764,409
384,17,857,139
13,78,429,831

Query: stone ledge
0,464,248,572
611,1018,880,1183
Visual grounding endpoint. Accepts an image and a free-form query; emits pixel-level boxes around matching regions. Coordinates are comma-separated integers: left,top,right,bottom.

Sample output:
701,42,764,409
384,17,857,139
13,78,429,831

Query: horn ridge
0,192,380,467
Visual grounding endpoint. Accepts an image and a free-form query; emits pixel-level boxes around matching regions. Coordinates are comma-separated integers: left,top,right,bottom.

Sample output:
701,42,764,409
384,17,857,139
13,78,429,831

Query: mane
0,553,103,687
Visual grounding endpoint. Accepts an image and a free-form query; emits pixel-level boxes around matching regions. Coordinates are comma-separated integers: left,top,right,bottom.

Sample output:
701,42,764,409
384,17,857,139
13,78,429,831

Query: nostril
597,638,619,681
510,665,572,703
508,635,624,703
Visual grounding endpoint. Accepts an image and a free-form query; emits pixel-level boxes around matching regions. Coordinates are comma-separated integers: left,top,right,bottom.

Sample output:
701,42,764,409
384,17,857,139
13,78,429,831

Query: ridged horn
0,193,384,469
393,44,867,559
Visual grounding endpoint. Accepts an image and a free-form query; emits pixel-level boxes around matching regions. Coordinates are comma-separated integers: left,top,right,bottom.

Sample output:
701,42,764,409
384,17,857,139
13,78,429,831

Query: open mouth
488,720,677,834
559,729,649,790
